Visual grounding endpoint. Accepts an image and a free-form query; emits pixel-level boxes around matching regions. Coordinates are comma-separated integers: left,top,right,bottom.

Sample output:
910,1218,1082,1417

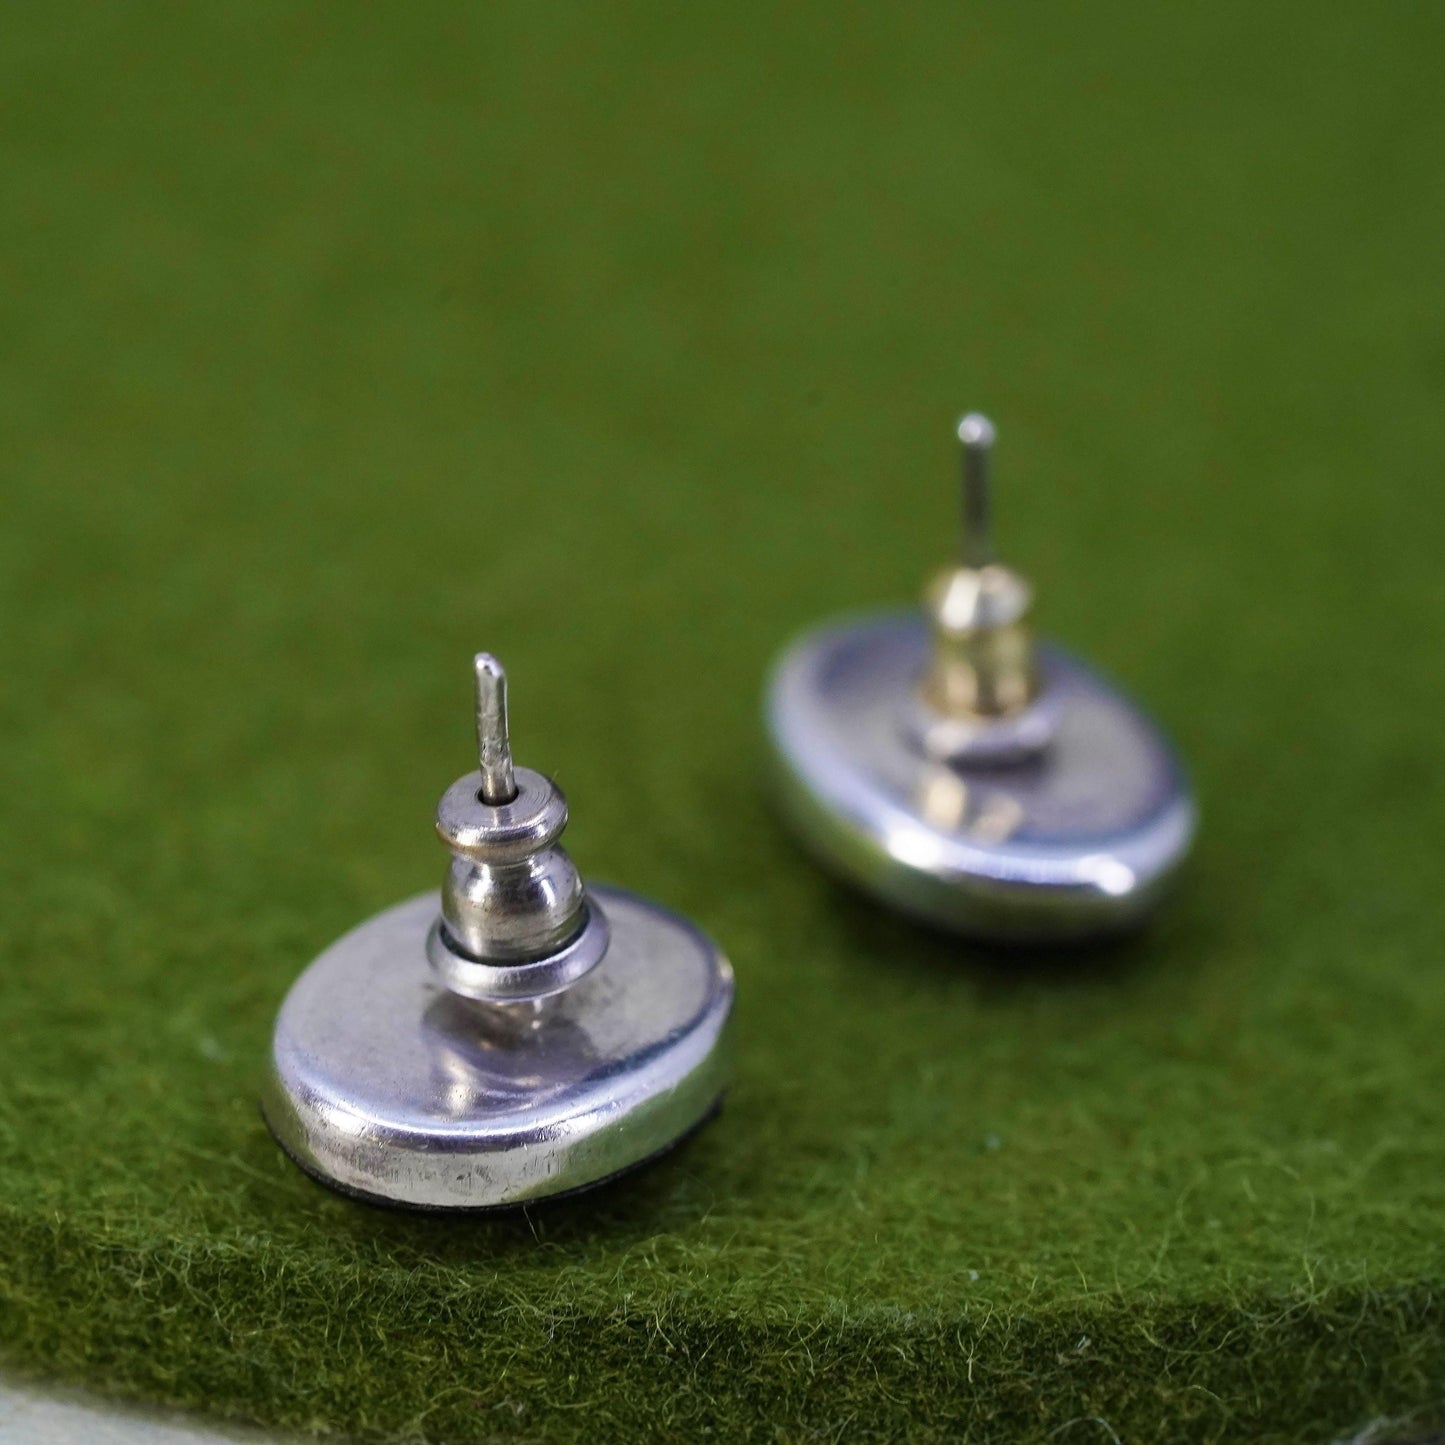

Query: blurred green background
2,3,1443,1441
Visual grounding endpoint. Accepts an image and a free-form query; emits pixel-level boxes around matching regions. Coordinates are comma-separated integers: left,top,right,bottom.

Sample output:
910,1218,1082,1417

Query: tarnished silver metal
766,414,1195,943
264,654,734,1209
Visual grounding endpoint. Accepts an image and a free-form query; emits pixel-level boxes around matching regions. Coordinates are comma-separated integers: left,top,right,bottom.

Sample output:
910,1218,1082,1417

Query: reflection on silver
915,765,1025,842
264,888,734,1209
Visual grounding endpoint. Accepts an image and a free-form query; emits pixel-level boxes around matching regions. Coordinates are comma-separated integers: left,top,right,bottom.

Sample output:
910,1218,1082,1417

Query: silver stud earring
265,653,735,1209
766,414,1195,943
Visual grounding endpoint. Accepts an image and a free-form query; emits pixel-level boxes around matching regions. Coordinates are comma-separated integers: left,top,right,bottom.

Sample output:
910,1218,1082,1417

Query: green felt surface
2,4,1444,1441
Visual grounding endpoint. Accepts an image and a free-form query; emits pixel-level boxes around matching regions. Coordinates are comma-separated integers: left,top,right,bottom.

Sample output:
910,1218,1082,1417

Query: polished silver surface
766,612,1196,942
265,886,734,1209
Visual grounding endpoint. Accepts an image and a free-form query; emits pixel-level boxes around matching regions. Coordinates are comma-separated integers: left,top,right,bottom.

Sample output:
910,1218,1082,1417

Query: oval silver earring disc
264,654,735,1209
766,414,1195,943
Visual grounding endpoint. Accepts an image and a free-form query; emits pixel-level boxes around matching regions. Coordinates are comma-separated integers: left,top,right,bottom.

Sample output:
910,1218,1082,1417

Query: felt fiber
2,4,1444,1441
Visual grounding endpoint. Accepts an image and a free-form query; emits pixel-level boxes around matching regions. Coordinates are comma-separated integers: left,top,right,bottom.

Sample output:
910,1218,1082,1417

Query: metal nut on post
917,563,1038,722
433,767,584,963
426,657,609,1003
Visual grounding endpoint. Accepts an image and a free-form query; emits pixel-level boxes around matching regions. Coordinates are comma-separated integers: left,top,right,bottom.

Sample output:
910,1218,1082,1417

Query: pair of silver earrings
263,414,1196,1210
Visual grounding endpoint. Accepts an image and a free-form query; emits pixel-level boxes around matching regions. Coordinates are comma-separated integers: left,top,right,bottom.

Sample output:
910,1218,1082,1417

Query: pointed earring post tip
957,412,996,450
473,652,518,805
956,412,996,570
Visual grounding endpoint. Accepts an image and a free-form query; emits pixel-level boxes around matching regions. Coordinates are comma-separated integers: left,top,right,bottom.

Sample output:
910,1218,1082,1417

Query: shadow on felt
805,868,1191,1002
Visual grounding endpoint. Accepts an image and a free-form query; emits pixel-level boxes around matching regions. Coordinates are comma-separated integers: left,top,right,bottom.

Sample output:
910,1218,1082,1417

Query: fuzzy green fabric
3,4,1444,1442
